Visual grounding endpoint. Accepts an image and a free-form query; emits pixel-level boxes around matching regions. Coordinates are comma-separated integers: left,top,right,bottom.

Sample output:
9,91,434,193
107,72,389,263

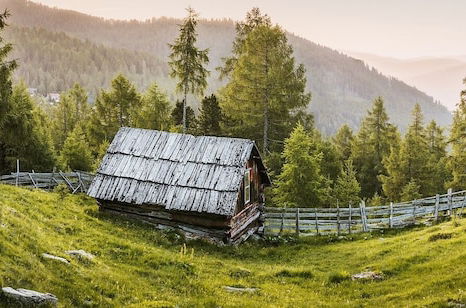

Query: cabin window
244,168,251,205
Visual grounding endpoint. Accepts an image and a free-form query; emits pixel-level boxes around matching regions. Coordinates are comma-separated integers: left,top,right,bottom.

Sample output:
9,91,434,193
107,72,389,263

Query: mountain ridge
0,0,452,134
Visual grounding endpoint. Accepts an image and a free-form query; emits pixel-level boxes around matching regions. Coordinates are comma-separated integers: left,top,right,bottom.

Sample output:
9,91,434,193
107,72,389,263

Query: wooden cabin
87,127,271,244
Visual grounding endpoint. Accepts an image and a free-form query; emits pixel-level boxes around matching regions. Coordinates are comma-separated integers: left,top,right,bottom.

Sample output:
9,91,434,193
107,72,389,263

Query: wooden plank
296,208,300,236
348,203,352,234
448,188,453,216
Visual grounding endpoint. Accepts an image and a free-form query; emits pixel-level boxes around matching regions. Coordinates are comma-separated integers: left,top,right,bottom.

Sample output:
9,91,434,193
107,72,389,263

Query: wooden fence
263,189,466,236
0,170,94,194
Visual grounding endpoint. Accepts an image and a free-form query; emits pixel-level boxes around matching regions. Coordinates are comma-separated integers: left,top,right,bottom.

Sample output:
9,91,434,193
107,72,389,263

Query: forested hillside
1,0,451,134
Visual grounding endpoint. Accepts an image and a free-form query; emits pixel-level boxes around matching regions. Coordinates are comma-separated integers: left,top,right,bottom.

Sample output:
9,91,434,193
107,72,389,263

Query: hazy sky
34,0,466,59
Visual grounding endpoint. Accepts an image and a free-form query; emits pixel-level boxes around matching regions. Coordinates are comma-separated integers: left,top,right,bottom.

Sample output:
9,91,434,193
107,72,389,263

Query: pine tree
171,100,197,134
221,14,310,154
134,83,171,131
197,94,222,136
333,159,361,207
401,179,421,202
0,82,55,173
52,83,90,149
447,79,466,190
380,132,404,201
168,7,209,133
93,139,109,172
273,124,329,207
87,74,141,145
59,125,93,171
0,10,17,170
332,124,354,162
425,120,449,195
399,104,430,194
351,97,395,198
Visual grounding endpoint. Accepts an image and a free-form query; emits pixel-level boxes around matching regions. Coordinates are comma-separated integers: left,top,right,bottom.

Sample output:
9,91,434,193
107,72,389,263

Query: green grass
0,184,465,307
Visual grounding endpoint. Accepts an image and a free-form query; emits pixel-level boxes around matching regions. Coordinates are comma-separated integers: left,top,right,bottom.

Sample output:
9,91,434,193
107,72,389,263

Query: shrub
53,183,70,199
428,233,452,242
327,271,351,284
275,269,314,279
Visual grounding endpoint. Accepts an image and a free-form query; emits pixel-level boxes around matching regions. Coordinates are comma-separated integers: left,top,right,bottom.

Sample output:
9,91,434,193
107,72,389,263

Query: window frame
244,168,252,205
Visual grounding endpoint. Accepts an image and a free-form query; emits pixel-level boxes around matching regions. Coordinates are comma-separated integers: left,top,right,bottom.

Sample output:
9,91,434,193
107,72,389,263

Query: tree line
0,8,464,207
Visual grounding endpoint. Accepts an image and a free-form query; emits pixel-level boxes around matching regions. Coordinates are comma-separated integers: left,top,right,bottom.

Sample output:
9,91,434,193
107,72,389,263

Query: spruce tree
134,83,172,131
1,83,55,173
197,94,222,136
399,104,430,194
52,83,90,149
332,124,354,162
273,124,329,207
351,97,394,198
87,74,141,145
171,100,197,134
380,132,404,201
0,10,17,171
401,179,421,202
221,15,310,154
425,120,449,195
59,125,93,172
168,7,209,133
447,79,466,190
333,159,361,207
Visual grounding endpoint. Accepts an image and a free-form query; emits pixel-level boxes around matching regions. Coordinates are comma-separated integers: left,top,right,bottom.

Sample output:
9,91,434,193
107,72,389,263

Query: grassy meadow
0,184,465,307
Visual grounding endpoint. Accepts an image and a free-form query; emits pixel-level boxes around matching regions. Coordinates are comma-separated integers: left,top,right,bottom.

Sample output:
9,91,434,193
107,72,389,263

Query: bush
275,269,313,279
428,233,452,242
53,183,70,199
327,271,351,284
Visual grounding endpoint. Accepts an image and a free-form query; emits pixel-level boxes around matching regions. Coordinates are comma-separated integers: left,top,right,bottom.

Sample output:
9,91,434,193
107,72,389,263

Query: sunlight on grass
0,184,465,307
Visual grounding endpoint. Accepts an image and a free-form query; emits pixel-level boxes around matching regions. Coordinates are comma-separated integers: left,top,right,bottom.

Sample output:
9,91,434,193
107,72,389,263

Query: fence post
447,188,453,216
348,203,352,235
280,208,285,234
295,208,300,236
389,202,393,228
460,195,466,217
336,201,341,236
15,159,20,187
360,201,368,232
412,201,417,224
434,194,440,222
314,207,319,235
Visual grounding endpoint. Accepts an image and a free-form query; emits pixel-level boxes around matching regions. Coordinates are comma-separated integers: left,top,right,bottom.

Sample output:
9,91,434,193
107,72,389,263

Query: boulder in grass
65,250,95,260
1,287,58,307
223,286,260,293
41,253,70,264
351,271,384,281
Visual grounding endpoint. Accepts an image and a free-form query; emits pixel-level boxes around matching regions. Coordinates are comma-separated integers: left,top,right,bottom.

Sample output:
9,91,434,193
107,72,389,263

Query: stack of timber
88,127,271,244
0,171,94,193
263,189,466,236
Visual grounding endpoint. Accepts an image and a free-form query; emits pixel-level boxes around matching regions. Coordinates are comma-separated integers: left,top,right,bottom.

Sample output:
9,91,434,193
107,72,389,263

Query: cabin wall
98,200,260,244
236,158,264,214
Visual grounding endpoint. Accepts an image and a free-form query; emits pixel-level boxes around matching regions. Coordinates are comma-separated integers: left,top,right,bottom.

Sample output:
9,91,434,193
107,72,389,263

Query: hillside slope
348,52,466,111
0,0,453,134
1,185,465,307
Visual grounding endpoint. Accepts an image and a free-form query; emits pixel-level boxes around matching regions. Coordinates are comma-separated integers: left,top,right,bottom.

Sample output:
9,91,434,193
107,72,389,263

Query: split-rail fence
263,189,466,236
0,170,94,194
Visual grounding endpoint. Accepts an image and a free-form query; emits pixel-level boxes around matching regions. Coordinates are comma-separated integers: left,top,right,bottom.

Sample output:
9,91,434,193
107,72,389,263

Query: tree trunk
263,48,269,154
183,82,188,133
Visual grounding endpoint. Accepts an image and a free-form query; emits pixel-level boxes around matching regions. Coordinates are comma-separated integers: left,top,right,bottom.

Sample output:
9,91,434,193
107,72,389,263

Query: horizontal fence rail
0,171,94,194
263,190,466,236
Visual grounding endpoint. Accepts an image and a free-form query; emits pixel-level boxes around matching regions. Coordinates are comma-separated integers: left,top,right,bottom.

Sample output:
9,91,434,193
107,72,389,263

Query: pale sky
34,0,466,59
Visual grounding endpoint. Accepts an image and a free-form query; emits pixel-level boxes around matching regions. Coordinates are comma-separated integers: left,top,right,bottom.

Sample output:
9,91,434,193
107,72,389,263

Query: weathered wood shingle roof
88,127,262,216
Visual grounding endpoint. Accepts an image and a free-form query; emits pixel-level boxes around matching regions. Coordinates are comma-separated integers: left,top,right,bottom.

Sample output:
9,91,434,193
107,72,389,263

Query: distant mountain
348,52,466,111
0,0,452,135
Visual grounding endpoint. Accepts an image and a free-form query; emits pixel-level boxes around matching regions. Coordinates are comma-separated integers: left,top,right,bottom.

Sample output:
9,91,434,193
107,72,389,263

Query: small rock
41,253,70,264
65,250,95,260
223,286,259,293
1,287,58,306
351,271,384,281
